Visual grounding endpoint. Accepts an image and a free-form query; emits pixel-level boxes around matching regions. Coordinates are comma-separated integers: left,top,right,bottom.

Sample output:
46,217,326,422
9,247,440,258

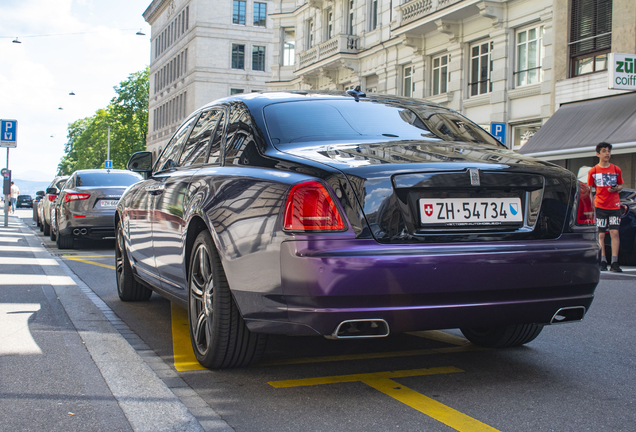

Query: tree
57,67,149,175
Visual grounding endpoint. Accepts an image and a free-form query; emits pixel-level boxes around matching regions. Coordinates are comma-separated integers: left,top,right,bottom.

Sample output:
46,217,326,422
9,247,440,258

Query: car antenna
346,85,366,102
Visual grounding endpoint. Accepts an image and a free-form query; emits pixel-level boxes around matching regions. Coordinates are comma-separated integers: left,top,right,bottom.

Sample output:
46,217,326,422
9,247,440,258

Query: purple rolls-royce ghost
116,91,600,369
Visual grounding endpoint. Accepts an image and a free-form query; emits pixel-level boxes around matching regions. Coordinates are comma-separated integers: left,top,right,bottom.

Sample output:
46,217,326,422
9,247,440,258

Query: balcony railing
399,0,463,26
298,34,360,70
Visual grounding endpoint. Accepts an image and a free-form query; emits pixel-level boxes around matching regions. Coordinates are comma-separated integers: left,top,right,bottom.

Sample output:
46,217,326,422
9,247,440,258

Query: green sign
608,53,636,90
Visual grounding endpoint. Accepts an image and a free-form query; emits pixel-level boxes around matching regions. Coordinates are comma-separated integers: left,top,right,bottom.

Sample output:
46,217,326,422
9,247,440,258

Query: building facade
519,0,636,189
144,0,274,158
268,0,555,150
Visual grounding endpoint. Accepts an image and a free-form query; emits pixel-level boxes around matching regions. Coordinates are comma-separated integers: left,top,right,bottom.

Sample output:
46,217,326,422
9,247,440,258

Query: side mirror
46,188,58,195
128,151,153,176
36,190,45,197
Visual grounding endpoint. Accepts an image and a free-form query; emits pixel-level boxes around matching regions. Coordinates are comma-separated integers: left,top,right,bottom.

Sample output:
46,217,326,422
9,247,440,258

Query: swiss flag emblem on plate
424,204,433,217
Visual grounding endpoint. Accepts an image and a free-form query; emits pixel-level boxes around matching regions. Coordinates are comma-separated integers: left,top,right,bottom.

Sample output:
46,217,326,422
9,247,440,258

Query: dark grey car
51,169,141,249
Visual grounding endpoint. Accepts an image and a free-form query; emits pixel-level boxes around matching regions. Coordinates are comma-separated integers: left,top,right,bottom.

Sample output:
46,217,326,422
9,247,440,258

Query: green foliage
57,67,149,175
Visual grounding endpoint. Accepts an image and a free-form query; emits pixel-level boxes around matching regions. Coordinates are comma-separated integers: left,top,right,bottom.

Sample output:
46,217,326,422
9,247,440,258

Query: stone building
268,0,555,150
143,0,274,158
519,0,636,188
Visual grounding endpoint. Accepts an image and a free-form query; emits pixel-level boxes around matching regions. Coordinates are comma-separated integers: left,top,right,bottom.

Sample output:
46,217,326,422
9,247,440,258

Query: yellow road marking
364,378,500,432
62,256,115,270
171,303,206,371
269,368,500,432
268,366,463,388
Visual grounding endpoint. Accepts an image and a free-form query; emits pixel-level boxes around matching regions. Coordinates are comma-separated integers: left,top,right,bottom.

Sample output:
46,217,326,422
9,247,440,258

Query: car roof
196,90,444,113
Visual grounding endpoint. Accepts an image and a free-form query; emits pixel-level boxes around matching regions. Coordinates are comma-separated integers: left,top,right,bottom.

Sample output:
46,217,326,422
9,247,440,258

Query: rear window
76,172,141,187
263,99,501,147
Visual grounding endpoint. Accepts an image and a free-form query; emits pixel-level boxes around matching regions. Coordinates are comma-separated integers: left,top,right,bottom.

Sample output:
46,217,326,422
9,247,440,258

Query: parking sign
490,123,506,145
0,120,17,148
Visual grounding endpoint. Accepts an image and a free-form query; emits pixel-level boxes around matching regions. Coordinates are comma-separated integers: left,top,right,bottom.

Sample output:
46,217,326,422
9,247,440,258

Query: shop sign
608,53,636,90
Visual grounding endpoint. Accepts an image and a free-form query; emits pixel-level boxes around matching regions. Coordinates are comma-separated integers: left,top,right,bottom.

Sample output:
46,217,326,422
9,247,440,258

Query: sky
0,0,152,182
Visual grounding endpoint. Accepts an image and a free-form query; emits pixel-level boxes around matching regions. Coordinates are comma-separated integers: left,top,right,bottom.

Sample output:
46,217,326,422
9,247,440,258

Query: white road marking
0,303,43,355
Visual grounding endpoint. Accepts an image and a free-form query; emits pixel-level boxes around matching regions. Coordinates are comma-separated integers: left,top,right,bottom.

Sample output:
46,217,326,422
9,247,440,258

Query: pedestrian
9,181,19,215
587,142,624,272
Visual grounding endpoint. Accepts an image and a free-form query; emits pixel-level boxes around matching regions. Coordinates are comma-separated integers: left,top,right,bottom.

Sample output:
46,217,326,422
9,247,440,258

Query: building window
254,2,267,27
230,89,244,95
348,0,355,35
570,0,612,77
469,41,493,96
512,123,541,149
403,65,414,97
306,19,314,49
252,46,265,71
233,0,246,25
369,0,378,31
516,25,544,86
325,10,333,40
283,28,295,66
432,53,451,95
232,44,245,69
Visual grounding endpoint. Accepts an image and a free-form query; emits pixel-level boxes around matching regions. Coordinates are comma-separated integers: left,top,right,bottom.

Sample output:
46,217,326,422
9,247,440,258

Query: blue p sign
0,120,17,148
490,123,506,145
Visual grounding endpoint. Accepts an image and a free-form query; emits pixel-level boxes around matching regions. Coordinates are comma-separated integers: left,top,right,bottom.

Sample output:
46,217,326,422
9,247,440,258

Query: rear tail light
283,180,346,231
576,181,596,225
47,194,58,202
64,193,91,203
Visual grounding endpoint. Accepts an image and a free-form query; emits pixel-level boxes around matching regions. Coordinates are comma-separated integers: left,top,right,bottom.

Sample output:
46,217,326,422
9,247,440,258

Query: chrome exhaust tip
73,229,80,235
80,228,87,235
325,319,390,339
551,306,586,324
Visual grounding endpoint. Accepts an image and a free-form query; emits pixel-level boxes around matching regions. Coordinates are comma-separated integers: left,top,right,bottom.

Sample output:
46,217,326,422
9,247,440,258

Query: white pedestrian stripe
0,303,43,355
0,257,58,266
0,275,75,286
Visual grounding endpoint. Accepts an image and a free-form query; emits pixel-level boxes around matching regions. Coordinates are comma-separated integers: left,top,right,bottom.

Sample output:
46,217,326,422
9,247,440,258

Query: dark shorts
596,208,621,232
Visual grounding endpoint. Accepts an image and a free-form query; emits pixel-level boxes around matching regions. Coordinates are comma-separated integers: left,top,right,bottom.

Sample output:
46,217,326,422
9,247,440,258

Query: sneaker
600,262,608,271
610,262,623,273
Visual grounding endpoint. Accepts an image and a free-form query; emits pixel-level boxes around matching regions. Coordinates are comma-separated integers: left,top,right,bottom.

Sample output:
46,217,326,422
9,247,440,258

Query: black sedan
16,195,33,208
51,169,141,249
117,91,599,369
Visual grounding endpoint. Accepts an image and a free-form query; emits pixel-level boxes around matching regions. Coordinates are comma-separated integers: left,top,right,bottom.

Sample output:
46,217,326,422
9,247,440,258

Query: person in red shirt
587,142,624,272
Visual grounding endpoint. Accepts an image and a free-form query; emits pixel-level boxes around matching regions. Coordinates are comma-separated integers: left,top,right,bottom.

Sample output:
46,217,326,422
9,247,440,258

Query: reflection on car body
116,91,600,369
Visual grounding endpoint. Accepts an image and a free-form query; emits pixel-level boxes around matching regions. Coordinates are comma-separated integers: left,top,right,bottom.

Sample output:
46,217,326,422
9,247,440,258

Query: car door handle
145,185,165,195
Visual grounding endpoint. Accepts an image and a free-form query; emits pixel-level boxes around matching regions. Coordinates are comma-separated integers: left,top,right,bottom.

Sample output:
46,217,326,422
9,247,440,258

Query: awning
518,92,636,160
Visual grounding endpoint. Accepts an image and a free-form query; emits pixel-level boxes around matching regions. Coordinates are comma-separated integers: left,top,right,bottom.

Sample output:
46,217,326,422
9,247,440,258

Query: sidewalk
0,212,216,432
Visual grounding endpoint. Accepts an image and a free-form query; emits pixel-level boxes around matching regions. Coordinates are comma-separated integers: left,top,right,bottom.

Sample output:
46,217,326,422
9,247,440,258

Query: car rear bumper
243,232,600,336
59,214,116,239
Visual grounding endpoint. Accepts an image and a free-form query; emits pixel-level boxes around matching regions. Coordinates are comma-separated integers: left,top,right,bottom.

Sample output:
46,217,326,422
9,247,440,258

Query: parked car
50,169,142,249
33,191,45,223
116,91,600,369
16,195,33,208
40,176,69,236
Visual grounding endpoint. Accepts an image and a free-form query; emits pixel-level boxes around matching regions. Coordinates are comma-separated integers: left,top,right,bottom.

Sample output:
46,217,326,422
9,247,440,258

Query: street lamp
69,91,75,96
136,29,146,36
12,37,21,44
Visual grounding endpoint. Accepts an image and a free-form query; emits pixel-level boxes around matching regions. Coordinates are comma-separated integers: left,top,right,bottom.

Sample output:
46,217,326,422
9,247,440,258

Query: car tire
460,324,544,348
188,230,267,369
42,218,50,236
115,223,152,301
50,222,57,242
56,232,73,249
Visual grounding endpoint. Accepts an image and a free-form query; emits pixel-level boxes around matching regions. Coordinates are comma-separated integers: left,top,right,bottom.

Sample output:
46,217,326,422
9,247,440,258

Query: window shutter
570,0,612,56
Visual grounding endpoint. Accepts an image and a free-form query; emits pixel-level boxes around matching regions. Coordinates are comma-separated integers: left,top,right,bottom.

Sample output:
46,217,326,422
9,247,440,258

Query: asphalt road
20,208,636,432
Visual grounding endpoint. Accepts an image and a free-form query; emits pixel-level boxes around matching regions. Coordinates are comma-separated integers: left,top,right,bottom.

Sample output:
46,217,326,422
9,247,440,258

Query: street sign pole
1,119,18,227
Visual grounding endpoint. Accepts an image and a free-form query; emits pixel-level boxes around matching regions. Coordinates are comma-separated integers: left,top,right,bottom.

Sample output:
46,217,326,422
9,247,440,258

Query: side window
207,112,226,165
154,115,198,172
180,109,223,166
224,104,255,165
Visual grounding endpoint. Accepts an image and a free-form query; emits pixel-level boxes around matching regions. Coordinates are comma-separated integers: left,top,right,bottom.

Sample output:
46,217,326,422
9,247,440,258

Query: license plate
419,198,523,225
99,200,119,208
